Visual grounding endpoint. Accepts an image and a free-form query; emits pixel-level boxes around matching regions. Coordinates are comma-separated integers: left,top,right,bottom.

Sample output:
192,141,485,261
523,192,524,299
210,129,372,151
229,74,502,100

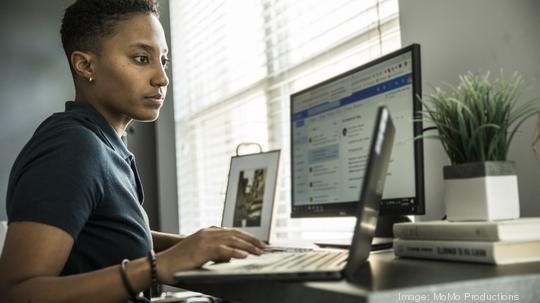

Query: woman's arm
151,230,186,252
0,222,265,303
0,221,153,303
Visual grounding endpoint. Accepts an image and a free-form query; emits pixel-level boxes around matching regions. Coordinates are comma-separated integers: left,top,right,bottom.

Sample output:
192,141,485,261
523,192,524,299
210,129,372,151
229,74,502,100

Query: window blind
170,0,401,239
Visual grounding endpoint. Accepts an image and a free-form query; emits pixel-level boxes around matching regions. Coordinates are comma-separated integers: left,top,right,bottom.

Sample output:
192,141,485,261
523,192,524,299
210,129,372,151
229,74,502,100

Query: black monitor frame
289,44,425,218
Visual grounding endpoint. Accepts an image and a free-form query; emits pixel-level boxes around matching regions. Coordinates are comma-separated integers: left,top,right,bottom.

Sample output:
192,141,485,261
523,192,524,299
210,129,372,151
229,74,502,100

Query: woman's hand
156,227,266,284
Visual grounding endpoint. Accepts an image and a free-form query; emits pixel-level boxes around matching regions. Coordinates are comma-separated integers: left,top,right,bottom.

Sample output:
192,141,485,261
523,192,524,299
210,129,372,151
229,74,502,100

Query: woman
0,1,265,302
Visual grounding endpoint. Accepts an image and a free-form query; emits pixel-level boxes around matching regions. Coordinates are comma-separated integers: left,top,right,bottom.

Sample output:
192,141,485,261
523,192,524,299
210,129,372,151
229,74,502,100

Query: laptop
173,106,395,282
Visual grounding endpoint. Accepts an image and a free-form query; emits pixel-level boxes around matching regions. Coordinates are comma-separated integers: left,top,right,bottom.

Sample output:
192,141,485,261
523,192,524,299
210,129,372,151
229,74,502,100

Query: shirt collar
65,101,133,160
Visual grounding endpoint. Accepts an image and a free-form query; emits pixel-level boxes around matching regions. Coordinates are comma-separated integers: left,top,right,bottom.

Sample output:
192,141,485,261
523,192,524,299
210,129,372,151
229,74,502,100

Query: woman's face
91,13,169,123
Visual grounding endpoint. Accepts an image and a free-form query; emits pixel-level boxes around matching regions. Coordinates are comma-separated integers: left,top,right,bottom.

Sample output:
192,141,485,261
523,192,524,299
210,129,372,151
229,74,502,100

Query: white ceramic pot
443,161,520,221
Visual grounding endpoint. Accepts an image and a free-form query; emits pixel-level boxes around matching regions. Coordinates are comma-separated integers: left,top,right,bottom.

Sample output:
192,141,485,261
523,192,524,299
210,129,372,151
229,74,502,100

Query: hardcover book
393,218,540,242
394,238,540,265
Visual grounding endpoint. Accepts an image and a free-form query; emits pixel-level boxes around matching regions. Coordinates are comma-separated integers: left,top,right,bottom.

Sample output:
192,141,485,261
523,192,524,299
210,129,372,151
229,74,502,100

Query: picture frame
221,150,281,242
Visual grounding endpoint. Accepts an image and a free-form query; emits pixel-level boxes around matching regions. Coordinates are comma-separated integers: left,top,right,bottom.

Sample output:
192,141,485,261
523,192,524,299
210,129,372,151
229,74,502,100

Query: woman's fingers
226,236,264,255
199,228,265,260
228,229,266,250
157,228,269,282
218,245,249,259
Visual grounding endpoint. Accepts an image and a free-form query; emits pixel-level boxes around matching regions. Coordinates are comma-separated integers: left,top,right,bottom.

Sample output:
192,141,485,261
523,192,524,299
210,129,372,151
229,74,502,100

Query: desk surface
175,250,540,303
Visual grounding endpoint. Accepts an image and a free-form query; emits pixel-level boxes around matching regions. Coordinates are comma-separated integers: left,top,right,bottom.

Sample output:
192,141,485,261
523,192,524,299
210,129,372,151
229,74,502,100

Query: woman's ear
70,51,95,81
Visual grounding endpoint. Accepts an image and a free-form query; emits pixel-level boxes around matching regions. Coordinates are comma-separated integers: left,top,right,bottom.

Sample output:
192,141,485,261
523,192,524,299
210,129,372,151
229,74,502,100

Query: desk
175,250,540,303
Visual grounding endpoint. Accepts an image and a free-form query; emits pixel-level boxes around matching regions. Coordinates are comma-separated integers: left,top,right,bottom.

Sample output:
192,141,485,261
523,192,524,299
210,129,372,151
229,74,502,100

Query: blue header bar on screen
292,73,411,123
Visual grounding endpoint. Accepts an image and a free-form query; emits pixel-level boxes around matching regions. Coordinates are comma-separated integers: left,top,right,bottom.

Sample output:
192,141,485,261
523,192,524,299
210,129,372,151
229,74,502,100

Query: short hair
60,0,159,73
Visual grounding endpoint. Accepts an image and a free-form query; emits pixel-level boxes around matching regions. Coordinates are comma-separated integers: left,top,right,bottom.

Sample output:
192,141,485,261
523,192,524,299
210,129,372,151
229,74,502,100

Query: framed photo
221,150,280,242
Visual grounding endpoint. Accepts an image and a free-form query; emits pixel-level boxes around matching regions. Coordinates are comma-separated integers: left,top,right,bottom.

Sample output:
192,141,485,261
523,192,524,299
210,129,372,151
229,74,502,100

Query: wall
399,0,540,220
154,0,180,234
126,123,160,230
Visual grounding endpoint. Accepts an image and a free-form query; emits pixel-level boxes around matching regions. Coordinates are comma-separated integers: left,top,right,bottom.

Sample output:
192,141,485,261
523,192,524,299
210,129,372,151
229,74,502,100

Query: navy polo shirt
6,101,153,276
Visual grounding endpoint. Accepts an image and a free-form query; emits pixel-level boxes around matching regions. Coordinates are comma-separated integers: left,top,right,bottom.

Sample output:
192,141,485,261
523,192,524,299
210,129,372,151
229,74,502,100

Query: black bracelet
148,249,158,288
120,259,138,299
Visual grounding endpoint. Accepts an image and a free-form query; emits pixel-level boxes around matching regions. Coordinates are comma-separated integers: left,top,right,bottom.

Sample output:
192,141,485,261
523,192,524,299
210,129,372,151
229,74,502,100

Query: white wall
399,0,540,220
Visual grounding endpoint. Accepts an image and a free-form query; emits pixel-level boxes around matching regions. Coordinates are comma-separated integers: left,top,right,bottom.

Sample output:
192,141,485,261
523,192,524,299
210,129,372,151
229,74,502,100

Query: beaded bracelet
148,249,158,288
148,249,158,296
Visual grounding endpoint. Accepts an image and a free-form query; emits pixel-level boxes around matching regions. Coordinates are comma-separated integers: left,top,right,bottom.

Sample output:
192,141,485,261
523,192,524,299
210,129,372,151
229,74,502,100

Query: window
170,0,401,240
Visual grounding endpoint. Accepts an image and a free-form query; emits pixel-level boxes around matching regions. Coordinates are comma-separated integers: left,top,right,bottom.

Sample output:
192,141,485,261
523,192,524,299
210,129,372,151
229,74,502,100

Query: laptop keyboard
241,250,348,272
263,246,314,253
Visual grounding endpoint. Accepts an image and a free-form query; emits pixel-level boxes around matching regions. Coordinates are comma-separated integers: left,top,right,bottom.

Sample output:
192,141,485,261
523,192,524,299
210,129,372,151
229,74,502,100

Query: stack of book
392,217,540,264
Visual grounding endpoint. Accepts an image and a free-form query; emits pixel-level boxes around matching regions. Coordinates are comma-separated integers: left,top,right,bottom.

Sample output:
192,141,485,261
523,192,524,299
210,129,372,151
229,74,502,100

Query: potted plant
420,72,540,221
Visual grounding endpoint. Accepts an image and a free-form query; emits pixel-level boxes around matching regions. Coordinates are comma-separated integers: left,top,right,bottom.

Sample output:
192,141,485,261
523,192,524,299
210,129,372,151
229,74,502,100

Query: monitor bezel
289,44,425,218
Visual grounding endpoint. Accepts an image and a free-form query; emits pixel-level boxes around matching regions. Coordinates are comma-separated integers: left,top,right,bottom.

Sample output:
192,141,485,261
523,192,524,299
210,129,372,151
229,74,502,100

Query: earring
89,77,94,83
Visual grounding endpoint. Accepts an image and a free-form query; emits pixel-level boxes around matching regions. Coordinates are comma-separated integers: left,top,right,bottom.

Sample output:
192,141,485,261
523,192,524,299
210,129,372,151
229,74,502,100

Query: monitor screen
290,44,424,217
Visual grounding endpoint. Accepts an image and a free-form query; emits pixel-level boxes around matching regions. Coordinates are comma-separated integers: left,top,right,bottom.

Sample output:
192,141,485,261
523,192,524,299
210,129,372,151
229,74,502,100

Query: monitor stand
314,215,411,251
375,214,411,237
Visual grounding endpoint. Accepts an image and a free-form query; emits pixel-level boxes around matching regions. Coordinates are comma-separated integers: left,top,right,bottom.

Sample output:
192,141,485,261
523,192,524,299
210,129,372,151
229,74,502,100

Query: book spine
393,239,496,264
393,224,499,241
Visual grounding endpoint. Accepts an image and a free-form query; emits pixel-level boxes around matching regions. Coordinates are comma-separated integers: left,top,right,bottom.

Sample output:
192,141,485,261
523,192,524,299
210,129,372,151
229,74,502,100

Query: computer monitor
290,44,424,219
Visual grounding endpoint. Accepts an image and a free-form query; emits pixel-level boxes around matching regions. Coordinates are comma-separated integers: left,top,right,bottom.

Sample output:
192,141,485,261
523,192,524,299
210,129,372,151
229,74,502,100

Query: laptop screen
345,106,395,275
